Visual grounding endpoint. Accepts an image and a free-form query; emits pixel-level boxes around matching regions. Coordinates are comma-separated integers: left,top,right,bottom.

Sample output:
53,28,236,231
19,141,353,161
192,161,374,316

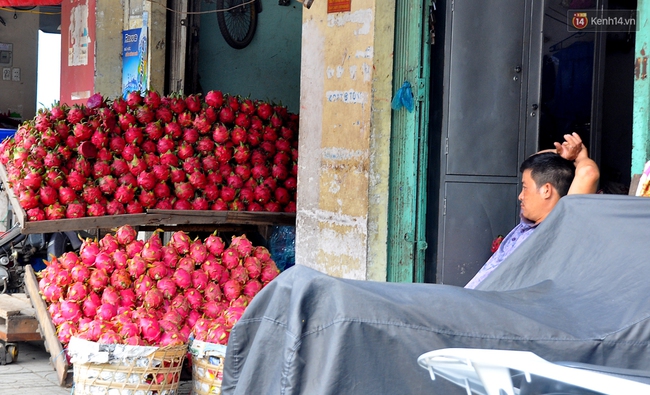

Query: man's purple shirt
464,215,539,289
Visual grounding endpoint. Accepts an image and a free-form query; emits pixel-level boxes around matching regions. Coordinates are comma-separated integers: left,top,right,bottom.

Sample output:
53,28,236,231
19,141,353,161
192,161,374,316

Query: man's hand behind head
554,133,584,162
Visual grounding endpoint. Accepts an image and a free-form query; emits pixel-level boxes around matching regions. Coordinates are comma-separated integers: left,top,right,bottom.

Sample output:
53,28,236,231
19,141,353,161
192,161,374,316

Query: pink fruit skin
223,279,242,301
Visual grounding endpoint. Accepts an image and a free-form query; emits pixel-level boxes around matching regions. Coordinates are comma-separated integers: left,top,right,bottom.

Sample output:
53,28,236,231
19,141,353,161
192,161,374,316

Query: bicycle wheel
217,0,258,50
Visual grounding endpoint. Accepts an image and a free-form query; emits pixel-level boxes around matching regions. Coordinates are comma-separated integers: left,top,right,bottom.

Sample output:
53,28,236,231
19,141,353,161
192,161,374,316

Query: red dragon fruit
230,264,250,284
184,288,203,307
243,280,263,298
141,231,163,262
148,261,169,281
243,256,262,279
261,263,280,284
205,232,226,256
101,286,121,306
204,282,223,302
157,277,178,300
231,235,255,257
223,279,242,301
201,300,223,319
70,264,91,283
125,239,144,258
143,288,164,309
66,281,88,302
191,269,209,291
139,317,162,344
115,225,137,245
172,268,192,289
81,292,101,318
110,269,132,290
169,231,191,255
222,247,241,269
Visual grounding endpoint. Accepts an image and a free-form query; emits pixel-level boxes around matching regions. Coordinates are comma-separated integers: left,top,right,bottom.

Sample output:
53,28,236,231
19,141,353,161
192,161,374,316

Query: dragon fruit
260,262,280,284
96,303,118,321
184,288,203,307
172,268,192,289
243,256,262,279
157,277,178,300
88,269,110,292
169,231,191,255
223,279,242,301
230,264,249,284
144,288,164,309
127,255,147,278
115,225,137,245
141,230,163,262
222,247,240,269
81,292,101,318
191,270,209,291
139,317,162,343
243,280,263,298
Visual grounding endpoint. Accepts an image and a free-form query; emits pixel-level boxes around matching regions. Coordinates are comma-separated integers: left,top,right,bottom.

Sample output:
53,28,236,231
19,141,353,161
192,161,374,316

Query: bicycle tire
217,0,258,50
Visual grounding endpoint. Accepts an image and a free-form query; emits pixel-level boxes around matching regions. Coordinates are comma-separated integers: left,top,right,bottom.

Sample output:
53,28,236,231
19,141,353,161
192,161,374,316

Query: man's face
518,169,549,224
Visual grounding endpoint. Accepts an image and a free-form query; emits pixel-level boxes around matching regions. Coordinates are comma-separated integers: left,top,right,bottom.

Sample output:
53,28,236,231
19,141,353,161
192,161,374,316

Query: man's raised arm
554,133,600,195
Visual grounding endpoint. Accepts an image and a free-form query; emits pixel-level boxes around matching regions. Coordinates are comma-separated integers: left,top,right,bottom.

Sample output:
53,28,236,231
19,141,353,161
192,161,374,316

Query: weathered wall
633,1,650,174
198,0,302,112
0,8,38,121
95,0,125,99
296,0,394,280
60,0,165,102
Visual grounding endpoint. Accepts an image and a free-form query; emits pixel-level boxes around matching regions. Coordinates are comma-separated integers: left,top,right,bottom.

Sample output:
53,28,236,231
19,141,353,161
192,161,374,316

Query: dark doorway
539,0,635,194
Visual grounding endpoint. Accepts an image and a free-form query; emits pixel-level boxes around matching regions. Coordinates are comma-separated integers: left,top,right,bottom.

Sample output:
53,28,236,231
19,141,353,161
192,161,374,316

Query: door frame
387,0,432,283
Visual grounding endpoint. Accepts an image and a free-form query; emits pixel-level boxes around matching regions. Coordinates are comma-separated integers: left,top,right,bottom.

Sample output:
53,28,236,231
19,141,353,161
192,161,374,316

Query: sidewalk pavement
0,341,193,395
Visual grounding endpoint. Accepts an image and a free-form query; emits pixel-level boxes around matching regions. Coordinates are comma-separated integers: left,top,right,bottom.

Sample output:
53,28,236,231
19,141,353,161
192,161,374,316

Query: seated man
222,135,625,395
465,133,599,289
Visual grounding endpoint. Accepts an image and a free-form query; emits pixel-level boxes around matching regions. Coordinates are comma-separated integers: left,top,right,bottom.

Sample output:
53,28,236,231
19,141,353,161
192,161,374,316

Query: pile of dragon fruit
38,225,279,348
0,90,298,221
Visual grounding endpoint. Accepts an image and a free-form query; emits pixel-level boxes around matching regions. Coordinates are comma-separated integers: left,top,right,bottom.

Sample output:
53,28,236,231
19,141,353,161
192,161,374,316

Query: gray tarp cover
222,195,650,394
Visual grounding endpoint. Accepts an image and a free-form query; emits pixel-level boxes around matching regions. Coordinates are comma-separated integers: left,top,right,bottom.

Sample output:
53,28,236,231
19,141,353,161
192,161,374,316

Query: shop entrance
427,0,635,285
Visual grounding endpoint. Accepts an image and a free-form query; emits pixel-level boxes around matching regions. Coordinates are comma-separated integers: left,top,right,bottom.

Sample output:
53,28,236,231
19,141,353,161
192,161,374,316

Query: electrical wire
0,1,252,17
145,0,256,15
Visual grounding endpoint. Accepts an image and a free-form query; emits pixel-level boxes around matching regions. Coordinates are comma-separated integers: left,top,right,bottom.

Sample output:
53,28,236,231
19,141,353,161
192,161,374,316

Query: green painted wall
198,0,302,113
633,1,650,174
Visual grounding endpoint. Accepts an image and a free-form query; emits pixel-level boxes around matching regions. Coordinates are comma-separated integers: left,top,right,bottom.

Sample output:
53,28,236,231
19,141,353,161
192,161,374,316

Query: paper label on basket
68,336,159,364
189,338,227,359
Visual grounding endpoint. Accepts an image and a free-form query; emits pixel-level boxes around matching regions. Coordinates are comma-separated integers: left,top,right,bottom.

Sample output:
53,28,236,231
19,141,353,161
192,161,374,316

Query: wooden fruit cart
0,163,296,386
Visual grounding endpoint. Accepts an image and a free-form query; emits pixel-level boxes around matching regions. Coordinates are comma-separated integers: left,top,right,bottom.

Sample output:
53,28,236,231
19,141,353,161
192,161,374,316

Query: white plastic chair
418,348,650,395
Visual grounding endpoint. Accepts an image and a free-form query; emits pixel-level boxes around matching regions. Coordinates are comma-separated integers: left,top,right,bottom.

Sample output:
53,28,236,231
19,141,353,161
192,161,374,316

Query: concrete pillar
93,0,166,98
296,0,394,280
95,0,124,98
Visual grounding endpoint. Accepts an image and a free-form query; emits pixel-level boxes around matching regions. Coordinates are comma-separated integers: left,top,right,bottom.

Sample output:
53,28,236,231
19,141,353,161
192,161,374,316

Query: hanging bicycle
216,0,262,50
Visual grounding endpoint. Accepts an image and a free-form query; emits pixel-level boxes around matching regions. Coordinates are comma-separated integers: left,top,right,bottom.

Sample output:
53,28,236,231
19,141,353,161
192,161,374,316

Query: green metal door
387,0,432,283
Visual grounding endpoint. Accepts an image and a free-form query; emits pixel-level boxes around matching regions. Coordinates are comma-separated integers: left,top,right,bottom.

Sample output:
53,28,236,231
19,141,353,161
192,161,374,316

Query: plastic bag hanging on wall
391,81,415,113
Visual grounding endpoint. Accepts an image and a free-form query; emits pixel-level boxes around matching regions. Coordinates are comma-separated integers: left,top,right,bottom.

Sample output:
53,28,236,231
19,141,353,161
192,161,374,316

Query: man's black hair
520,152,575,197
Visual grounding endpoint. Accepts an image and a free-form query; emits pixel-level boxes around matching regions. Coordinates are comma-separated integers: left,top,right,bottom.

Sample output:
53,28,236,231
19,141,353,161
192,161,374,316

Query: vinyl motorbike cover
222,195,650,394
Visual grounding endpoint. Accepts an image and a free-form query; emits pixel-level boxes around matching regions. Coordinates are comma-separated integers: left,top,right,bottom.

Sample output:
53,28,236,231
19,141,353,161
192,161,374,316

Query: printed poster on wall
121,14,149,98
68,3,89,66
